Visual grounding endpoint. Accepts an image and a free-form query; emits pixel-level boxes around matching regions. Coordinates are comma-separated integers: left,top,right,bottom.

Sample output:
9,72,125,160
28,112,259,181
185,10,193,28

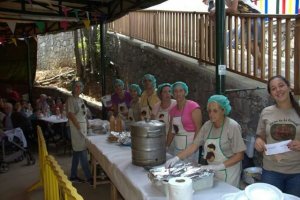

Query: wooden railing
108,11,300,94
27,126,84,200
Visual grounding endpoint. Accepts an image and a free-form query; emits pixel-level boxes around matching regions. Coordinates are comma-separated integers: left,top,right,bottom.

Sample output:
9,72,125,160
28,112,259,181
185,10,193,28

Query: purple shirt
111,91,132,108
169,100,200,132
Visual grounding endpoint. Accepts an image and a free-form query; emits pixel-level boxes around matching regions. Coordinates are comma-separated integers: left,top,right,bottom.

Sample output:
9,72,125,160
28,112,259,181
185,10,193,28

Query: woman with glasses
140,74,160,120
166,95,246,187
66,80,92,185
166,81,202,160
255,75,300,197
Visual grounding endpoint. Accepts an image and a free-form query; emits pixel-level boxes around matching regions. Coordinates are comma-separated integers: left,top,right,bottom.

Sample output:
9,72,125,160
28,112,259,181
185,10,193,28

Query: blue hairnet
114,79,125,89
72,80,84,93
142,74,156,88
171,81,189,96
129,84,142,96
157,83,172,96
207,95,231,116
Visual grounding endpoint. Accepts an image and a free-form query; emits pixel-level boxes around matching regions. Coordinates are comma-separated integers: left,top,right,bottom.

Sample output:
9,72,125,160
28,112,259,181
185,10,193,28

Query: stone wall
106,32,274,139
37,31,76,70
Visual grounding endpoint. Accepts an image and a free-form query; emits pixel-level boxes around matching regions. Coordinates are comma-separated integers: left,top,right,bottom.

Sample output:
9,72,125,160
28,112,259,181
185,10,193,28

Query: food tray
148,163,214,195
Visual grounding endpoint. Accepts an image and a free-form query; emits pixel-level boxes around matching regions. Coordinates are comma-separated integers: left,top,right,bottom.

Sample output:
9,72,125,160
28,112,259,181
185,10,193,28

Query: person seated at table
66,80,92,185
111,79,131,119
3,102,35,163
166,81,202,159
36,94,50,116
128,84,142,122
140,74,160,120
165,95,246,188
6,86,21,105
20,100,33,118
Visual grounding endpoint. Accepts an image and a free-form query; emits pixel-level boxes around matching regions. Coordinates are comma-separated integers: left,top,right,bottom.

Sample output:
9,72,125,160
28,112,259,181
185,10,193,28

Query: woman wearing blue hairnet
166,95,246,187
128,84,142,122
140,74,160,120
111,79,132,119
166,81,202,161
66,80,92,185
152,83,176,131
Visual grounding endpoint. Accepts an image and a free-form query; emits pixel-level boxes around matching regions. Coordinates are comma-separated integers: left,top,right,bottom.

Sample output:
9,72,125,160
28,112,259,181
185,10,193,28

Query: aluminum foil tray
148,162,214,194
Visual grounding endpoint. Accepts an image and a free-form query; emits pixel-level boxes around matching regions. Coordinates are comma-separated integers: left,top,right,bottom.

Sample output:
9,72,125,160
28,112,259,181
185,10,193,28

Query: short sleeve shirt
169,100,200,132
111,91,132,108
193,117,246,158
256,105,300,174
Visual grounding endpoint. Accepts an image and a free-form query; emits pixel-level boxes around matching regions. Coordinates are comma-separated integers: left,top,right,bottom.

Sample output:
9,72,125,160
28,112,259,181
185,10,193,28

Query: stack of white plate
221,183,299,200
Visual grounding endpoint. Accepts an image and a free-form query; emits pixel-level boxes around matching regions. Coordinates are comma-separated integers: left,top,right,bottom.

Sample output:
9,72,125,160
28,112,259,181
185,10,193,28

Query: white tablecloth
40,115,68,124
86,135,240,200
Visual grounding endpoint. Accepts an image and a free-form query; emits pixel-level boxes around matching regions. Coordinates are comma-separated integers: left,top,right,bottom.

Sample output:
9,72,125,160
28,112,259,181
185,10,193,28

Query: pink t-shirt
169,100,200,132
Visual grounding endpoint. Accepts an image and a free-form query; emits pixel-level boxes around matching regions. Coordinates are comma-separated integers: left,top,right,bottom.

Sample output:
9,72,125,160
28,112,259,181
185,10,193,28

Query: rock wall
37,31,76,70
106,32,274,139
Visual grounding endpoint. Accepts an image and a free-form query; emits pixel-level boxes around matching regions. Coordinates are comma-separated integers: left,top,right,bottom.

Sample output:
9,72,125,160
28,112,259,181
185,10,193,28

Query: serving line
86,134,240,200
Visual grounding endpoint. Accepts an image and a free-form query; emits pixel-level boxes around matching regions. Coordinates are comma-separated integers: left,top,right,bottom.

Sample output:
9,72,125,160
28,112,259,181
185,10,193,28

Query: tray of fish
148,162,214,195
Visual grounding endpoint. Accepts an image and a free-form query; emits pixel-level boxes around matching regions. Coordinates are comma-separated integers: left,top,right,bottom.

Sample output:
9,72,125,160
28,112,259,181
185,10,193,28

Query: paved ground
0,144,111,200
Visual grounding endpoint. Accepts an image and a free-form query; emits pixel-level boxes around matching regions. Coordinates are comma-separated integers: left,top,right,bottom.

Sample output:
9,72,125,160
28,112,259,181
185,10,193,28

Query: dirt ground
35,67,102,102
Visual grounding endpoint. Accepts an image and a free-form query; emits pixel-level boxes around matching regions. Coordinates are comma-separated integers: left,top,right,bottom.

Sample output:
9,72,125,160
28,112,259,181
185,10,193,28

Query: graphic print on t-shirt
270,123,296,141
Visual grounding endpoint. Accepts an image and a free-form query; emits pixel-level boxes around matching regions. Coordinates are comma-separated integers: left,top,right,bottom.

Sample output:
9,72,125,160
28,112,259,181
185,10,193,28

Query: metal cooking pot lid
131,120,165,128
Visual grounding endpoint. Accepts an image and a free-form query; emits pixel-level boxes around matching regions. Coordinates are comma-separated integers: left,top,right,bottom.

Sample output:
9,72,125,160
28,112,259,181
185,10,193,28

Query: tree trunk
73,29,82,77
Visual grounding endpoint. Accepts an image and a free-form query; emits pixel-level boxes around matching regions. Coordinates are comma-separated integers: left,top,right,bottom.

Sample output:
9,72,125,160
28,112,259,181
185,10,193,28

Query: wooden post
294,16,300,94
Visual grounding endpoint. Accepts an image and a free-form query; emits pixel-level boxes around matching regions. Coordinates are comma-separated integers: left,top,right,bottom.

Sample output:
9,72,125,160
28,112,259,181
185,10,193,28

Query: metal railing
108,11,300,94
27,126,84,200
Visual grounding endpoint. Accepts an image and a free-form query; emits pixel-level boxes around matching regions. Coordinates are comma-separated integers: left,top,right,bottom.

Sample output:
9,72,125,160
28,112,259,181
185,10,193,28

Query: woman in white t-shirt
255,75,300,197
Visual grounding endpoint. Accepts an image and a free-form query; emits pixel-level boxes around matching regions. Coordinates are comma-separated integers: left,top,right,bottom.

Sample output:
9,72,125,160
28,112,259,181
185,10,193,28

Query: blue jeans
262,169,300,197
70,150,92,180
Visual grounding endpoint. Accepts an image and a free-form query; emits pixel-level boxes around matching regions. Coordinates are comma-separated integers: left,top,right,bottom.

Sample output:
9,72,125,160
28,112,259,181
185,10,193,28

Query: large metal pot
130,120,166,166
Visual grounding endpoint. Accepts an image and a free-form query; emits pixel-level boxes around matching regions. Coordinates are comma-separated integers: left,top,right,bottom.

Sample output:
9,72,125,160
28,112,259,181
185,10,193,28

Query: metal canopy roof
0,0,165,39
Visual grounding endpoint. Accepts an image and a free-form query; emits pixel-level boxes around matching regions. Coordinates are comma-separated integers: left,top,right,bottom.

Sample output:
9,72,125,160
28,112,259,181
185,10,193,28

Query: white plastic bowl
245,183,283,200
243,167,262,184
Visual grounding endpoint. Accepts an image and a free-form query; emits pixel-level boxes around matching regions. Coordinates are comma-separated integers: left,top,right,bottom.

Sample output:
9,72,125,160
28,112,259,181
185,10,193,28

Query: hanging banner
83,19,90,29
60,21,69,31
35,22,45,33
7,22,16,34
11,38,17,46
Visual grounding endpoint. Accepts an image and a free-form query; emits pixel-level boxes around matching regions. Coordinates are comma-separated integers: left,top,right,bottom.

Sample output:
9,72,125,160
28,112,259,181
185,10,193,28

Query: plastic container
245,135,255,158
243,167,262,184
154,174,214,196
101,95,112,108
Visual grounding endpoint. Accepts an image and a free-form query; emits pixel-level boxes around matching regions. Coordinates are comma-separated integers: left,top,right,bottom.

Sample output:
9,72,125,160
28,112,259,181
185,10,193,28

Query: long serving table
86,134,240,200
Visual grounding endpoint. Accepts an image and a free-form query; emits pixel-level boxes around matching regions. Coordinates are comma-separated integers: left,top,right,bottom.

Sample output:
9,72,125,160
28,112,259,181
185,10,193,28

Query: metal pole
26,38,33,103
100,20,106,96
215,0,226,94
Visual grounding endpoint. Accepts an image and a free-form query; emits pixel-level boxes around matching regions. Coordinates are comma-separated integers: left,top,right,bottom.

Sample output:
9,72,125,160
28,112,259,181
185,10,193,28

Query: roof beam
0,11,79,22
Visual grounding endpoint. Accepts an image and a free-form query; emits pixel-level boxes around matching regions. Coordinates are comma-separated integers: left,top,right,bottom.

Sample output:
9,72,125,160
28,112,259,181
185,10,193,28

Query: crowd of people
1,72,299,196
104,73,300,197
0,87,72,172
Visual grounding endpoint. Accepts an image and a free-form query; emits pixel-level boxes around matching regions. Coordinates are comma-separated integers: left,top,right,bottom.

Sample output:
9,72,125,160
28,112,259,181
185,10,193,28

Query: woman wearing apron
140,74,160,120
166,81,202,162
66,80,92,184
128,84,142,122
111,79,131,120
152,83,176,153
166,95,246,187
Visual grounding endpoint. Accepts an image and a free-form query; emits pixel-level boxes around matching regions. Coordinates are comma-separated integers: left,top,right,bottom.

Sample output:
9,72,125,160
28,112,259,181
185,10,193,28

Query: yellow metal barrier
27,126,48,191
27,126,84,200
44,155,84,200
